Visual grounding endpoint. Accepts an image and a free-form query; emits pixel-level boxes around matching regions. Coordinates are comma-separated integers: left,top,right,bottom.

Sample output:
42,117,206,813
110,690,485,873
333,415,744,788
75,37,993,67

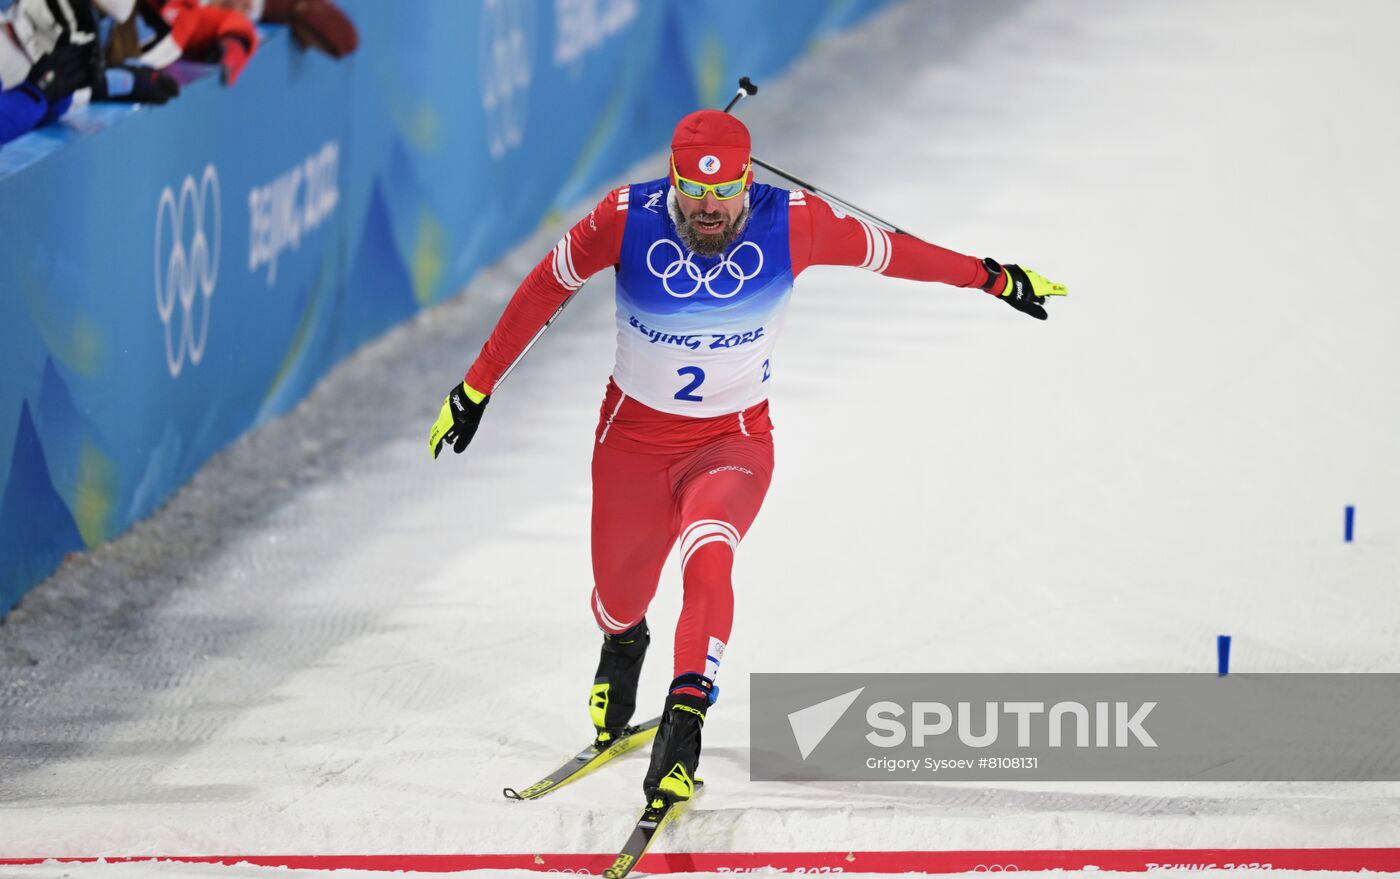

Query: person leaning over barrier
116,0,357,86
0,0,179,148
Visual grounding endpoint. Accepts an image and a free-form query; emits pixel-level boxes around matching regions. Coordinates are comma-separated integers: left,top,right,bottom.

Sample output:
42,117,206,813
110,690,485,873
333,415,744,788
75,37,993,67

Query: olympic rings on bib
645,238,764,299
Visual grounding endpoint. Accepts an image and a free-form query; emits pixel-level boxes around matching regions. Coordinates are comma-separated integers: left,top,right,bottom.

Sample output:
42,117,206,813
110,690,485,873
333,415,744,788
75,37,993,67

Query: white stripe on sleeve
856,217,890,274
551,235,584,290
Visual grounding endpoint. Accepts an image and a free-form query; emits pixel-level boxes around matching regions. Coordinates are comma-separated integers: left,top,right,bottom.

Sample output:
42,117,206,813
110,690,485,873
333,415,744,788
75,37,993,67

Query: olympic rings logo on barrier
646,238,764,299
973,865,1020,872
154,164,220,378
479,0,534,159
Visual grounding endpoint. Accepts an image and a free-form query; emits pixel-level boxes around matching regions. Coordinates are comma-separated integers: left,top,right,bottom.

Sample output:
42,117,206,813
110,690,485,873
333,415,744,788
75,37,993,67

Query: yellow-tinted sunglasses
671,156,748,200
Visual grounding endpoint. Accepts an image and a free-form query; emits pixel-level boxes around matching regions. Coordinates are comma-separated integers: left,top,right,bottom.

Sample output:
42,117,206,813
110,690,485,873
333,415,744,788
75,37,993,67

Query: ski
502,716,661,801
601,783,703,879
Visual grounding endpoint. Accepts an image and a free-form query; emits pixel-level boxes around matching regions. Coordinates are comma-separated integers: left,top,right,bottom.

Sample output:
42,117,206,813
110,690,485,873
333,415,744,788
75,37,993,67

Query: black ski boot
642,673,714,803
590,619,650,745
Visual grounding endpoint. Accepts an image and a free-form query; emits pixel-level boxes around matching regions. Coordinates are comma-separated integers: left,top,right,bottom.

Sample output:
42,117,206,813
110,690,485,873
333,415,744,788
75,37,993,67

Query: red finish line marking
3,849,1400,873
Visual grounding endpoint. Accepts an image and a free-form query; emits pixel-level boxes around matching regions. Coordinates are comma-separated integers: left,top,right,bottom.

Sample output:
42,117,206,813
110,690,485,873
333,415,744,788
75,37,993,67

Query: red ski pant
589,431,773,684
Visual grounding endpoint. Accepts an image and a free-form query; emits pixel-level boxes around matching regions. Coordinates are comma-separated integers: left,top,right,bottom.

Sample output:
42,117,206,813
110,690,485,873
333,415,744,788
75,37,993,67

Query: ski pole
491,288,580,389
722,76,758,113
721,77,909,236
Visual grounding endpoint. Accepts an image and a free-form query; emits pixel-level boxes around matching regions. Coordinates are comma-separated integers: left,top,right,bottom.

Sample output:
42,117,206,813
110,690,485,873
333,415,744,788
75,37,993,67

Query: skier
430,109,1066,807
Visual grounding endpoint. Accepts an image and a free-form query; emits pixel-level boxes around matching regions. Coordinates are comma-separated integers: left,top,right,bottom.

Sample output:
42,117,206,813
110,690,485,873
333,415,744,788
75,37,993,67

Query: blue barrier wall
0,0,895,615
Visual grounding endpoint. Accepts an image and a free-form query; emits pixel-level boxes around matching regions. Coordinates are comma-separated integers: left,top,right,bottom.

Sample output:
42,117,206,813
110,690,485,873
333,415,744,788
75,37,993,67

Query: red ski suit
463,184,1004,685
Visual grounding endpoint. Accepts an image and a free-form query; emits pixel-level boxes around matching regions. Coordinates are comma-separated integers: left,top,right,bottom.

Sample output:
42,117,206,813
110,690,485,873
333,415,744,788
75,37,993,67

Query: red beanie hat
670,110,752,185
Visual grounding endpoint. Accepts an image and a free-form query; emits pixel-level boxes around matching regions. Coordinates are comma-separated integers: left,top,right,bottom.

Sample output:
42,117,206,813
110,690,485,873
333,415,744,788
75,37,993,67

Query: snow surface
3,0,1400,876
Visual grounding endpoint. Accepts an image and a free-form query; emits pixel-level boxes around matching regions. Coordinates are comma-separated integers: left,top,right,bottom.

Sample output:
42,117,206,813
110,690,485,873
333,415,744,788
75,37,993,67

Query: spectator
123,0,354,87
0,0,175,148
135,0,260,85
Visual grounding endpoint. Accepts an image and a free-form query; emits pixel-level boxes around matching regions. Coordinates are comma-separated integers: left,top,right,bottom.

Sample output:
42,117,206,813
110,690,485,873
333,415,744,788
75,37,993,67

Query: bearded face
670,190,751,258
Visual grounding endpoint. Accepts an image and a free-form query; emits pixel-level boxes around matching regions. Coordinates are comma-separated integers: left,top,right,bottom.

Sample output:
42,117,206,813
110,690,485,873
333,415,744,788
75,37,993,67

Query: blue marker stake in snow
1217,635,1231,676
1345,506,1355,543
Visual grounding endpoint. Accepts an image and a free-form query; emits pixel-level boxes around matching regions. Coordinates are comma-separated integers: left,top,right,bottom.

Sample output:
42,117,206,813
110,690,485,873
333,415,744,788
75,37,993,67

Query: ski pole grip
722,77,759,113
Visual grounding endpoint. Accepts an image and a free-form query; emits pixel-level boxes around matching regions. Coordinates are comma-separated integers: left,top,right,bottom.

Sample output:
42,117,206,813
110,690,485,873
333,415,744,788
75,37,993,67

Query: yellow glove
983,258,1068,320
429,381,489,459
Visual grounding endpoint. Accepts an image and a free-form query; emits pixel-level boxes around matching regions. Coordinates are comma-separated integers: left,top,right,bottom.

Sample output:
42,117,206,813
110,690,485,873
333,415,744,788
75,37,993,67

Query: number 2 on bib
675,366,705,402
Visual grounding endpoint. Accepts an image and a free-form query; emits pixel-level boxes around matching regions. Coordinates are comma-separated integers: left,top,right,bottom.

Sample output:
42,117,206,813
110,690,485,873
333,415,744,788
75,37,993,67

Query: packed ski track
4,0,1400,876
